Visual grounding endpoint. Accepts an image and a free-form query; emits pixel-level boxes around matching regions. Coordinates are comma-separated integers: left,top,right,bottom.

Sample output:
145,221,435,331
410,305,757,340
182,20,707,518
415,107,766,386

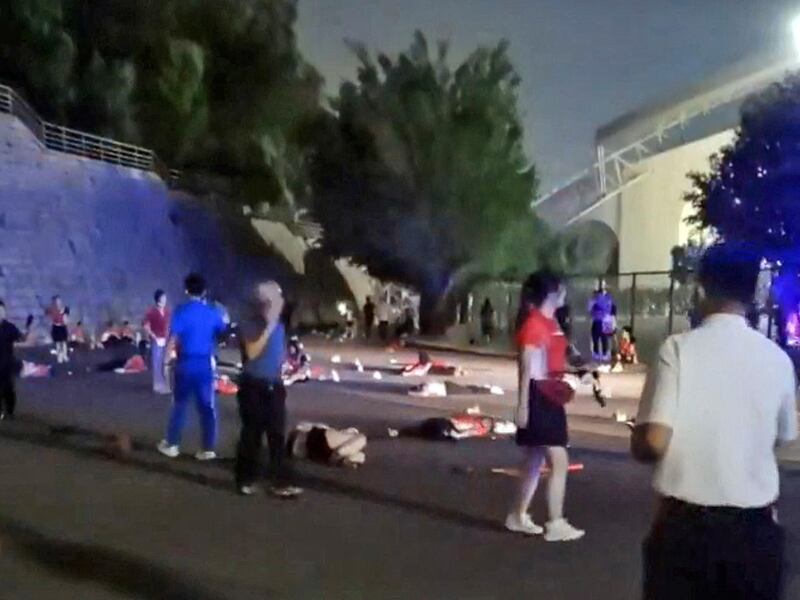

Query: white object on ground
372,371,382,380
389,358,399,365
331,354,342,364
493,420,517,435
597,364,611,374
331,370,340,383
387,428,399,438
614,411,628,423
408,381,447,397
489,385,504,396
354,358,364,372
466,405,481,415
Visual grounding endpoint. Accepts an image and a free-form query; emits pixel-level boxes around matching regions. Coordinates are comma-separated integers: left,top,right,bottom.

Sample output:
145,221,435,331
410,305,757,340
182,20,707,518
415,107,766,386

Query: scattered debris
331,369,340,383
353,358,364,373
330,354,342,364
372,371,382,380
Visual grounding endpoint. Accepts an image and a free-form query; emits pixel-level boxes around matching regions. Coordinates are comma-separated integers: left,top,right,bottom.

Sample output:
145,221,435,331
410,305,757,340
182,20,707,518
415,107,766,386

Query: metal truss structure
535,53,799,228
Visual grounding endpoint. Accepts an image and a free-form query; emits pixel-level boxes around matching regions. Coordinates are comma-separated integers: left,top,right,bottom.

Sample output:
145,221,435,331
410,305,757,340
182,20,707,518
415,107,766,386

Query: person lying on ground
287,422,367,467
396,413,516,441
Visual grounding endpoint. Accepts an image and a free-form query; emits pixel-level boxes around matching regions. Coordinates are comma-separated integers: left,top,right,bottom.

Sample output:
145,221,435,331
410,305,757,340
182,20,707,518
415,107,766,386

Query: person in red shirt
143,289,171,394
505,271,585,542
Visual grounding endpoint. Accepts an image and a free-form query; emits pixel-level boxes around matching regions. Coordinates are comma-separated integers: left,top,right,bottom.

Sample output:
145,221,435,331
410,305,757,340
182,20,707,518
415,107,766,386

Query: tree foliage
0,0,322,209
684,74,800,264
306,32,544,330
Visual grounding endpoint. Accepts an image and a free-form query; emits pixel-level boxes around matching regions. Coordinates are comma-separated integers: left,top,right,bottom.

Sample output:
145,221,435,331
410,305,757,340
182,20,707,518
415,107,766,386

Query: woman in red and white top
505,271,585,542
143,289,171,394
46,295,70,364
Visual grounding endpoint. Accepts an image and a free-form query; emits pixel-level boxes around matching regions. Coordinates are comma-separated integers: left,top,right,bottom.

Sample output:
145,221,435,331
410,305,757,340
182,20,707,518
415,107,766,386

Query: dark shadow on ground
0,417,504,535
0,514,266,599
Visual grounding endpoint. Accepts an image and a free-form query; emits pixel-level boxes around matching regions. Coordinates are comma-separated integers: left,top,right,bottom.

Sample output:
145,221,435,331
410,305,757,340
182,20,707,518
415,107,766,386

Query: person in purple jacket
588,282,614,362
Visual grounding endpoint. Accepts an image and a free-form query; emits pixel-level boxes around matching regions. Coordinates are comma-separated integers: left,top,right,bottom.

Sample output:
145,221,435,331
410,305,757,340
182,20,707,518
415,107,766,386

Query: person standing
236,281,302,498
506,271,585,542
588,283,614,362
363,296,375,340
480,298,496,344
0,301,26,420
157,274,227,461
46,295,69,364
376,297,391,343
633,243,797,600
143,289,171,395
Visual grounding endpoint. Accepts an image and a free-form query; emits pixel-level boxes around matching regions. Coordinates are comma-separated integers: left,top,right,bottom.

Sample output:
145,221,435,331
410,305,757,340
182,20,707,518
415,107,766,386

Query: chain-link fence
462,269,779,364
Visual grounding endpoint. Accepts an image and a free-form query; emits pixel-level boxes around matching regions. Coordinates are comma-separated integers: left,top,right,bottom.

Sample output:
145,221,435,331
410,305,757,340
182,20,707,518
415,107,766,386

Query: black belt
241,373,283,387
660,497,774,519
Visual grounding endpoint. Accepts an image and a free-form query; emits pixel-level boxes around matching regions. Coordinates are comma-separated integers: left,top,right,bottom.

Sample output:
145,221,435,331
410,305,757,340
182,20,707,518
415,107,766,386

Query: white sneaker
194,450,217,461
544,518,585,542
505,513,544,536
157,440,179,458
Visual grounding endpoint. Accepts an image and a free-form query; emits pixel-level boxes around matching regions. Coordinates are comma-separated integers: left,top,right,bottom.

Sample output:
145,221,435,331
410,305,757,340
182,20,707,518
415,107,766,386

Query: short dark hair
516,270,563,330
154,289,166,303
699,242,760,306
184,273,206,297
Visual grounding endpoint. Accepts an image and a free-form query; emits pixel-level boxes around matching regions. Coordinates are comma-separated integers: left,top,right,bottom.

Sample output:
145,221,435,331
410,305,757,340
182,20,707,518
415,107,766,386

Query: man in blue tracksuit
157,273,227,461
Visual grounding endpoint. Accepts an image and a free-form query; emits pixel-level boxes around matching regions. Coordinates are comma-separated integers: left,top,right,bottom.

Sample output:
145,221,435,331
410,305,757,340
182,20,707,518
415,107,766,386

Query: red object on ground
122,355,147,374
215,376,239,395
491,463,585,478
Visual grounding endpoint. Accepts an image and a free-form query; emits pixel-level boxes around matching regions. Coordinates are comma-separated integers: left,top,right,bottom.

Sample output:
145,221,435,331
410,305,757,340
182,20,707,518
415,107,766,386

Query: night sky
297,0,798,191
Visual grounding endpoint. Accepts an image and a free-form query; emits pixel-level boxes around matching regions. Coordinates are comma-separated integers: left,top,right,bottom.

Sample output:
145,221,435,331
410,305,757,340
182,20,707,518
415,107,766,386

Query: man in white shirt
633,242,798,600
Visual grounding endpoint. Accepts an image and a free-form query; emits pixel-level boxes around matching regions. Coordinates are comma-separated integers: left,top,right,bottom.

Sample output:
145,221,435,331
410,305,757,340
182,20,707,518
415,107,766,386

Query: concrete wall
0,113,297,331
616,130,734,273
571,130,733,274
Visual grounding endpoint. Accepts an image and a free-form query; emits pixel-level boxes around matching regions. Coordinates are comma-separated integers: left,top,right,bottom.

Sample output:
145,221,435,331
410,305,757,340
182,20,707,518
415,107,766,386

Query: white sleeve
636,337,679,426
777,366,799,443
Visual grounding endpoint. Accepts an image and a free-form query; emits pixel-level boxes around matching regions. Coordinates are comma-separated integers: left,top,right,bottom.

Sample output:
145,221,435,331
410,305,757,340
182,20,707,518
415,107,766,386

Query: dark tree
684,73,800,266
306,32,547,333
0,0,322,211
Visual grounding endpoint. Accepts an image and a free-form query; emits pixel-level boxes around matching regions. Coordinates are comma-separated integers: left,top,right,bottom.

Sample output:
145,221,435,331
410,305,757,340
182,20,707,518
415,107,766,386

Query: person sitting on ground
100,321,121,347
119,321,136,344
616,326,638,366
69,321,87,349
288,422,367,467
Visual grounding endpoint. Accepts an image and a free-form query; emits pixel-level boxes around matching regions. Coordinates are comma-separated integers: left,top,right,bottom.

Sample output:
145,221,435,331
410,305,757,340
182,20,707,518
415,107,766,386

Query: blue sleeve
170,308,183,337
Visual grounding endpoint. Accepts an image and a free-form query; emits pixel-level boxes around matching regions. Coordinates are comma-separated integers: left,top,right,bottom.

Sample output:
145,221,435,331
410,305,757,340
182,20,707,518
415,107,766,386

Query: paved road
0,343,798,599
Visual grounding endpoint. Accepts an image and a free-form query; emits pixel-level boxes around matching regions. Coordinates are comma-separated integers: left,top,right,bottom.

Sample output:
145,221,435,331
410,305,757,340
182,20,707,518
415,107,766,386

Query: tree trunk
418,266,479,335
419,288,457,336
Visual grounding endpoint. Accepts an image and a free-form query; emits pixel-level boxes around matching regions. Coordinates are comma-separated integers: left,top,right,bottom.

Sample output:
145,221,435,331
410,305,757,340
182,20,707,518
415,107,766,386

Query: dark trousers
0,372,15,416
644,501,784,600
591,320,609,356
235,376,292,487
378,320,389,343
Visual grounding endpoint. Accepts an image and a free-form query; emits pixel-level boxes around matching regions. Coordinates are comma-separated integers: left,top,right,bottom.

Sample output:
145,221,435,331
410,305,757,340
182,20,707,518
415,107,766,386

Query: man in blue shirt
158,273,227,460
235,281,302,498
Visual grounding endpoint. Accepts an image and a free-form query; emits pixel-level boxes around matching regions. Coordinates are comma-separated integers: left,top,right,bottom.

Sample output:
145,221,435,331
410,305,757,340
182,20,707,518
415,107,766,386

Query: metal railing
0,83,158,172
